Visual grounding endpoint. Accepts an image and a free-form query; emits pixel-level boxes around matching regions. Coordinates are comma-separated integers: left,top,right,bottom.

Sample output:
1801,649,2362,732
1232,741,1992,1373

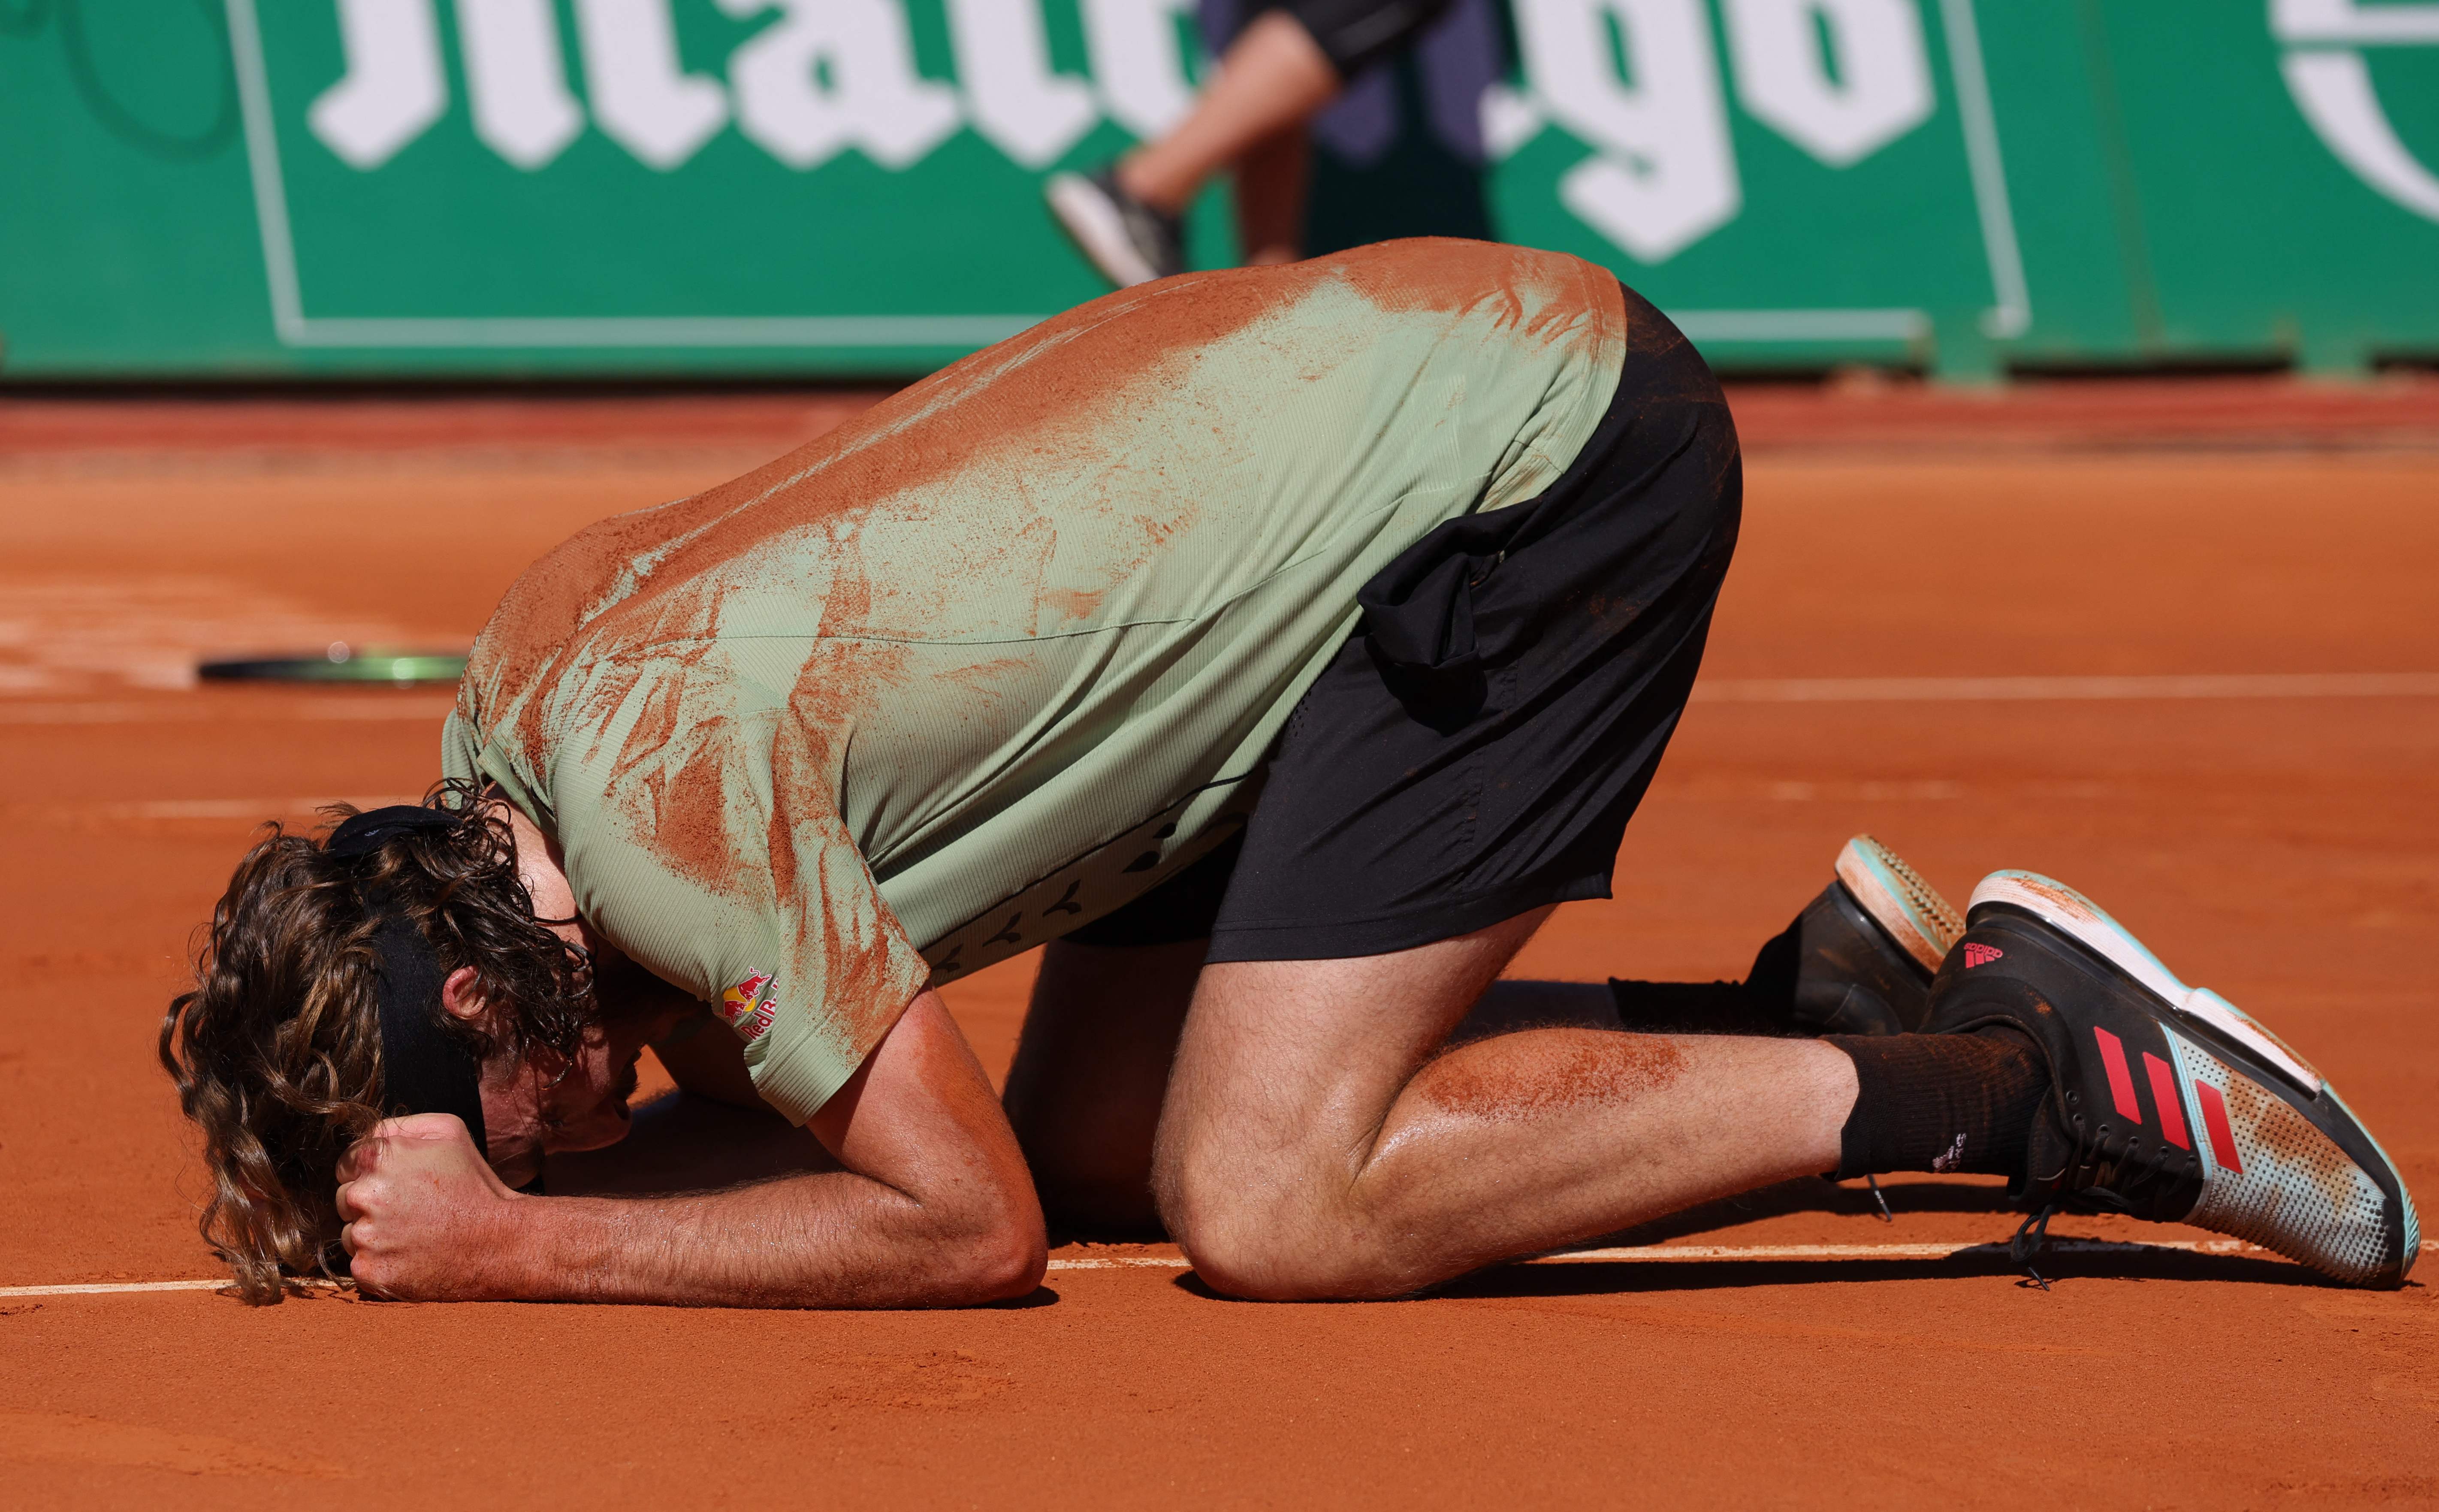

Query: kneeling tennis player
163,240,2417,1305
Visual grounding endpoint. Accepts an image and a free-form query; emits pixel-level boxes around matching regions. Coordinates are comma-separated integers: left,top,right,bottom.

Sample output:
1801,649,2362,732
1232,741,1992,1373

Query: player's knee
1157,1136,1282,1295
1171,1210,1395,1301
1156,1141,1384,1301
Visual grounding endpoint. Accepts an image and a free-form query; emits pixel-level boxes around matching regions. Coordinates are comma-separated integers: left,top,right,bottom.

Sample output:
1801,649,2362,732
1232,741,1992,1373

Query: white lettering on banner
2280,53,2439,217
1724,0,1931,166
2273,0,2439,43
298,0,1208,176
2272,0,2439,222
718,0,962,169
308,0,447,169
1080,0,1198,139
1516,0,1742,263
456,0,586,169
1478,82,1546,161
946,0,1099,168
572,0,730,169
293,0,1963,265
235,0,2027,350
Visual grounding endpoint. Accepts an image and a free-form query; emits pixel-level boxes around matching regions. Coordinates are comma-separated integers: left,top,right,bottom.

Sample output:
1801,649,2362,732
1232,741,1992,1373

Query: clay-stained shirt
441,238,1627,1123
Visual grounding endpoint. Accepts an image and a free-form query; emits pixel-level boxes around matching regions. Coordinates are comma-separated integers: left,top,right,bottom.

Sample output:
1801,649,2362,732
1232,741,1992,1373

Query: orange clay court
2,377,2435,1507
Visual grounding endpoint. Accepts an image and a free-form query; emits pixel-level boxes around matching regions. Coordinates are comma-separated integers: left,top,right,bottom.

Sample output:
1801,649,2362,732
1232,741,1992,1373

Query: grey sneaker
1045,167,1184,288
1929,870,2418,1288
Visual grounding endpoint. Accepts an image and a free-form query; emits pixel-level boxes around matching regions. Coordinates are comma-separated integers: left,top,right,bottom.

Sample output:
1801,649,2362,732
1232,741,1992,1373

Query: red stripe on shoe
2094,1026,2143,1125
2143,1052,2190,1149
2196,1080,2244,1174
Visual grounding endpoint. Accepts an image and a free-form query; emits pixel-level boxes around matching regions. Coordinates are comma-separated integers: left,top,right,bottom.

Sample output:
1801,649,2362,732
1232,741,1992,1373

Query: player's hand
335,1114,523,1301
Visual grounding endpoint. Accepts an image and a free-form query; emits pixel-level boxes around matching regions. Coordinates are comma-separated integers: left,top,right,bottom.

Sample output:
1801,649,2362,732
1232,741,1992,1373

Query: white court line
1691,673,2439,703
9,1240,2429,1298
1041,1239,2283,1271
0,697,456,725
0,1280,239,1298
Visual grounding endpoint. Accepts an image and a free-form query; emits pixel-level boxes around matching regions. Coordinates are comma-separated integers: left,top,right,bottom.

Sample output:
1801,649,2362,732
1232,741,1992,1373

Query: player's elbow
972,1225,1050,1304
908,1168,1045,1305
932,1204,1047,1305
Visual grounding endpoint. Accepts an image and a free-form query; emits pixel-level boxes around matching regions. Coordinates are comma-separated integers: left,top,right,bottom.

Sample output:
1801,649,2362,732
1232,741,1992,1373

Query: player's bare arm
332,993,1041,1307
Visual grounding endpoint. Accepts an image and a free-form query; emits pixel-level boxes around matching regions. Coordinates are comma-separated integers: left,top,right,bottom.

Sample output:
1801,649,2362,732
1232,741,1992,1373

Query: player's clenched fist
335,1114,522,1301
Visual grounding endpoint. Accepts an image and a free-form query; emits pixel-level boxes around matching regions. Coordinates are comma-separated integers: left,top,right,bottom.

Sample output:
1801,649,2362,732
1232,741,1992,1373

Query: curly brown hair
158,781,595,1304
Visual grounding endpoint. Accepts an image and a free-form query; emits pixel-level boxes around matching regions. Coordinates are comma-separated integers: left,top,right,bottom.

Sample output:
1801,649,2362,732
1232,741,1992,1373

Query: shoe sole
1970,870,2418,1286
1835,835,1963,976
1044,174,1161,288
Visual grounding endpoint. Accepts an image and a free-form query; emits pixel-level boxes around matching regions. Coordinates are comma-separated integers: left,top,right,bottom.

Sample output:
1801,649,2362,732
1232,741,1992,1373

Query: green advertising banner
2080,0,2439,374
1,0,2434,380
1482,0,2025,373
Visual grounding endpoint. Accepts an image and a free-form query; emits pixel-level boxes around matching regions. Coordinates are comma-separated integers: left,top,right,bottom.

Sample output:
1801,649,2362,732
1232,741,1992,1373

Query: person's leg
1153,906,1860,1300
1046,0,1448,284
1008,948,1641,1235
1002,937,1207,1234
1118,12,1339,216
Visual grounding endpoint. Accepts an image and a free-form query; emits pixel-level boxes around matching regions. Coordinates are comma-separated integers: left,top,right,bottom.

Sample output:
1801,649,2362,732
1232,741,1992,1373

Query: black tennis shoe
1754,835,1963,1035
1044,167,1183,288
1926,869,2419,1289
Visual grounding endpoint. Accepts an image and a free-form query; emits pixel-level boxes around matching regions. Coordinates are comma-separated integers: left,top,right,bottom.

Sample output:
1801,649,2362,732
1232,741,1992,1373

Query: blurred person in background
1046,0,1457,282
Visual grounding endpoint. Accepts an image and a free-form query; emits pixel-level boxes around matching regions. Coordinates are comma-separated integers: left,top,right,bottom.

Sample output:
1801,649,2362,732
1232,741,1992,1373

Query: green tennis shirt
442,238,1627,1123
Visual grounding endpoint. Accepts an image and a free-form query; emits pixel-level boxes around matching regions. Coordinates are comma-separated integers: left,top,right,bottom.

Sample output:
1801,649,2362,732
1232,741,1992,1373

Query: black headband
328,804,462,859
330,807,488,1153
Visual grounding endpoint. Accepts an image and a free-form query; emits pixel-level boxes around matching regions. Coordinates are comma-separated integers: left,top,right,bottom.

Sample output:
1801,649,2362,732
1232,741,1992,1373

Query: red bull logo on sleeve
720,971,775,1041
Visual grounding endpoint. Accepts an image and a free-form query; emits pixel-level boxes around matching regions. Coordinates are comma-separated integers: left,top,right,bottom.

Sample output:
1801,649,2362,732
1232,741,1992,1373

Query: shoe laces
2012,1107,2204,1289
2009,1205,2059,1290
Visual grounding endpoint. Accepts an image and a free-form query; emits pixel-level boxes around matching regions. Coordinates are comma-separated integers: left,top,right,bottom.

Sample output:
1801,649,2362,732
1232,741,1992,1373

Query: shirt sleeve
493,688,934,1127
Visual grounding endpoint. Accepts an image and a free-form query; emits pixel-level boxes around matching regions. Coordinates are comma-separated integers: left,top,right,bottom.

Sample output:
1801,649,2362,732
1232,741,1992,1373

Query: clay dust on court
2,379,2434,1507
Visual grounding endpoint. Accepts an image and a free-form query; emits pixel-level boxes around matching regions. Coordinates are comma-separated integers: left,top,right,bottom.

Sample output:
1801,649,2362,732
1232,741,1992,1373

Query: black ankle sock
1824,1029,2048,1180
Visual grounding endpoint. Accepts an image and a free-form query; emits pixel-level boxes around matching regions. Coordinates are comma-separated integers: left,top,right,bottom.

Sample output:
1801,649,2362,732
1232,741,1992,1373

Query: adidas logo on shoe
1962,943,2005,968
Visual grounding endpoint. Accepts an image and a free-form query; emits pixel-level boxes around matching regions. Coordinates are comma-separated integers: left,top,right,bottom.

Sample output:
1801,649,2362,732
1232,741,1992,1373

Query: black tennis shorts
1250,0,1455,78
1068,282,1742,961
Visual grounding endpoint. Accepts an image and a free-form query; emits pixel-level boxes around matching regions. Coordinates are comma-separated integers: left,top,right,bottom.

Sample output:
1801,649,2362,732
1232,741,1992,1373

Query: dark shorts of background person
1067,282,1742,962
1253,0,1456,78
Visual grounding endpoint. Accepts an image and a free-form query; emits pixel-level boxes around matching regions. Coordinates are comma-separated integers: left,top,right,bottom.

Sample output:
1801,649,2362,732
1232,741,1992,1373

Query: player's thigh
1002,937,1206,1228
1153,906,1552,1234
